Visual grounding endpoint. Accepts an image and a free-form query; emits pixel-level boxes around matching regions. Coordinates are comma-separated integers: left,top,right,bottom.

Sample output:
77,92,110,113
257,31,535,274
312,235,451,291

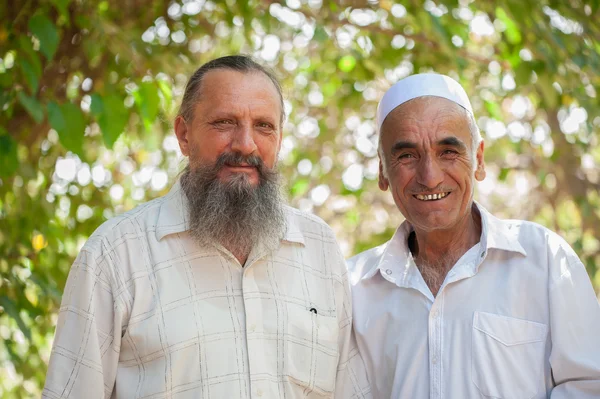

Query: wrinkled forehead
381,96,470,135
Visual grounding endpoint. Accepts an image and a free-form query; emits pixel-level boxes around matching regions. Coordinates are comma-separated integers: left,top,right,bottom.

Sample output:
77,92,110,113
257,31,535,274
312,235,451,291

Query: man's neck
410,206,482,296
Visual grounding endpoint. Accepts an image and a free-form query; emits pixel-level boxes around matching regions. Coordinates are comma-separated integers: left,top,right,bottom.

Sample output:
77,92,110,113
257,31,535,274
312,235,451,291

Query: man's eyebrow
438,136,467,150
391,141,418,153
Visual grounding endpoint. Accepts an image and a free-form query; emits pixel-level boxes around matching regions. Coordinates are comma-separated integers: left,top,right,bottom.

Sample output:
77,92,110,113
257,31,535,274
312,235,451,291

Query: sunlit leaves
0,131,19,177
47,102,85,155
18,36,43,94
28,14,60,61
90,93,129,148
51,0,72,23
20,59,39,93
495,7,522,45
338,55,357,72
157,80,173,112
2,1,600,396
0,297,32,341
133,82,160,132
17,92,44,123
291,178,310,196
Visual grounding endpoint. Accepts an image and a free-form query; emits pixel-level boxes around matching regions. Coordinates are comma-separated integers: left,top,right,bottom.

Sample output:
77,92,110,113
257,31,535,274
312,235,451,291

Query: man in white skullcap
347,73,600,398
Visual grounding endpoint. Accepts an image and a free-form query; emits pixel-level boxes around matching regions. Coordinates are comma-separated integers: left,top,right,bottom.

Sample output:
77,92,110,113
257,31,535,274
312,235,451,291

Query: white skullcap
377,73,473,131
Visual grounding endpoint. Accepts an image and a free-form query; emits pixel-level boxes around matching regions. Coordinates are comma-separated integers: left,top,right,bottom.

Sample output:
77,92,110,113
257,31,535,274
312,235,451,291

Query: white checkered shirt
43,180,372,399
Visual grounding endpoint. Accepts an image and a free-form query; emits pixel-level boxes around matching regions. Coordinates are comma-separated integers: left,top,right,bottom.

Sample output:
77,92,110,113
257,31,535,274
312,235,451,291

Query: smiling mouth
414,192,450,201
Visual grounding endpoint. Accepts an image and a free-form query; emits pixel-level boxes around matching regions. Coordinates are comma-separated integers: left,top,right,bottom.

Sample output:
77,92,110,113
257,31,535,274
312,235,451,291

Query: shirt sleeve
333,255,372,399
549,257,600,398
43,240,123,399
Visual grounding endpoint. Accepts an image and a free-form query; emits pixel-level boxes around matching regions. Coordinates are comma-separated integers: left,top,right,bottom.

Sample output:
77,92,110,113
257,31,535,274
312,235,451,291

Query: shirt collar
360,202,527,282
155,179,305,246
155,179,188,241
361,220,417,282
478,203,527,256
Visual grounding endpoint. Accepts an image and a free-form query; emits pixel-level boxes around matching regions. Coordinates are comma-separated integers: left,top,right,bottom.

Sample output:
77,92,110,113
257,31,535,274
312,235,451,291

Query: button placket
428,298,443,399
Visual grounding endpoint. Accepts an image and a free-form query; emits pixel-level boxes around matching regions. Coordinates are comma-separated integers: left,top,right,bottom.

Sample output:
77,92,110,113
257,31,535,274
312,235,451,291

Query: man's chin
218,171,260,187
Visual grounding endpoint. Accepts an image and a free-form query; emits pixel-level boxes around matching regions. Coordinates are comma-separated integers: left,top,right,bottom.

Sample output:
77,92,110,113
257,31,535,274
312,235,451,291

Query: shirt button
248,323,256,332
432,356,438,364
256,388,263,397
386,269,392,275
431,310,439,318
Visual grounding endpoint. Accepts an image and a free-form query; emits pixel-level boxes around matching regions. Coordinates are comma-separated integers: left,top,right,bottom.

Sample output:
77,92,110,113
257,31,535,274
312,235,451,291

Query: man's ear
174,115,190,156
474,140,486,181
378,159,389,191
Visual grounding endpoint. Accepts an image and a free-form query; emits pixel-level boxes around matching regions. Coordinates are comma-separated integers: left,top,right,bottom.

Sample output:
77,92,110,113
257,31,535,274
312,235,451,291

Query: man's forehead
382,96,470,131
194,69,282,116
200,69,277,94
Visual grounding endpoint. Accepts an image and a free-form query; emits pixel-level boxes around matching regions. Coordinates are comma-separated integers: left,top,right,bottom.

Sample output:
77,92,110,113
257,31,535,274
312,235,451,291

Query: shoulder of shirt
495,216,581,264
346,241,390,285
81,195,166,255
282,204,336,238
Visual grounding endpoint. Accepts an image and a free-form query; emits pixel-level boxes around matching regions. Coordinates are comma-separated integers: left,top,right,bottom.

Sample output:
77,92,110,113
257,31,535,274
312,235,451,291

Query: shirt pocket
472,311,548,399
286,306,340,396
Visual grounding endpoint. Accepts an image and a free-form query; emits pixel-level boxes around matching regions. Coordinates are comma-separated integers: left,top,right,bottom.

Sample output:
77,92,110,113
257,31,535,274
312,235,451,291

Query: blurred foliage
1,0,600,396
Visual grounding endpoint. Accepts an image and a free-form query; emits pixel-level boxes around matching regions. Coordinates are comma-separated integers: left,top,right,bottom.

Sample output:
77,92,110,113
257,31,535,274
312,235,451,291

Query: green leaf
314,26,329,42
18,35,43,77
157,80,173,111
28,14,60,60
47,101,65,132
51,0,71,23
537,75,559,109
17,92,44,123
48,102,85,154
514,63,531,86
0,130,19,177
0,297,31,341
484,100,503,120
91,93,129,148
20,58,39,93
429,13,451,49
338,55,357,72
346,209,359,225
291,178,309,196
498,167,510,181
495,7,522,45
133,82,160,132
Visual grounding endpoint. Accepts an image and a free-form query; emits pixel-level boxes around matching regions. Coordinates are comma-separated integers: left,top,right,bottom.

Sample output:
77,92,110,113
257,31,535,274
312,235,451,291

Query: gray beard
179,153,287,259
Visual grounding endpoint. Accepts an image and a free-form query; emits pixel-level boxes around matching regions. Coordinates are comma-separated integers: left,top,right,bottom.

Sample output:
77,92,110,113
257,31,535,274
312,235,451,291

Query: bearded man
43,55,371,399
348,73,600,398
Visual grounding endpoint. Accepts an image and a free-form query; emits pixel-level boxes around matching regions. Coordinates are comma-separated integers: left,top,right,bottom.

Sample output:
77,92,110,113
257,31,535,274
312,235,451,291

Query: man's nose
230,124,258,155
416,155,444,189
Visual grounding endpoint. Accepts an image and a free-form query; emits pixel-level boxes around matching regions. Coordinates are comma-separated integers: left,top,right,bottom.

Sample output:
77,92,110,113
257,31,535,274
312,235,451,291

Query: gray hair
180,152,286,257
178,55,285,124
378,96,483,178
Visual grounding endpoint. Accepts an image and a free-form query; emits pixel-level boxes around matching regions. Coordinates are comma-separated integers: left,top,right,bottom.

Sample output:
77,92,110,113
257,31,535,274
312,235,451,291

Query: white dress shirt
348,203,600,399
43,180,371,399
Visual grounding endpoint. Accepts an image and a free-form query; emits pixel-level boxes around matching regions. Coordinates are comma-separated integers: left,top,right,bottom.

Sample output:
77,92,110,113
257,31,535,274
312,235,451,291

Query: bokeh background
1,0,600,396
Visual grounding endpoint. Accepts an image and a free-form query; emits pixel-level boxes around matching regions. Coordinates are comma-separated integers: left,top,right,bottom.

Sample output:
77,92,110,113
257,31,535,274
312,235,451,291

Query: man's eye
257,122,273,129
214,119,234,125
398,153,414,159
442,149,458,156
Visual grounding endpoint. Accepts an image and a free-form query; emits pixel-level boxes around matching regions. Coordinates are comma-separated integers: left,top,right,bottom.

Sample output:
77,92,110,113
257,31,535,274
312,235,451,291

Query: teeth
416,192,448,201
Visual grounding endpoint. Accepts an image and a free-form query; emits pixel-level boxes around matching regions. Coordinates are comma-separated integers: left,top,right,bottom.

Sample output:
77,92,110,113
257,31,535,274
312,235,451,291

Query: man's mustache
215,152,264,169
